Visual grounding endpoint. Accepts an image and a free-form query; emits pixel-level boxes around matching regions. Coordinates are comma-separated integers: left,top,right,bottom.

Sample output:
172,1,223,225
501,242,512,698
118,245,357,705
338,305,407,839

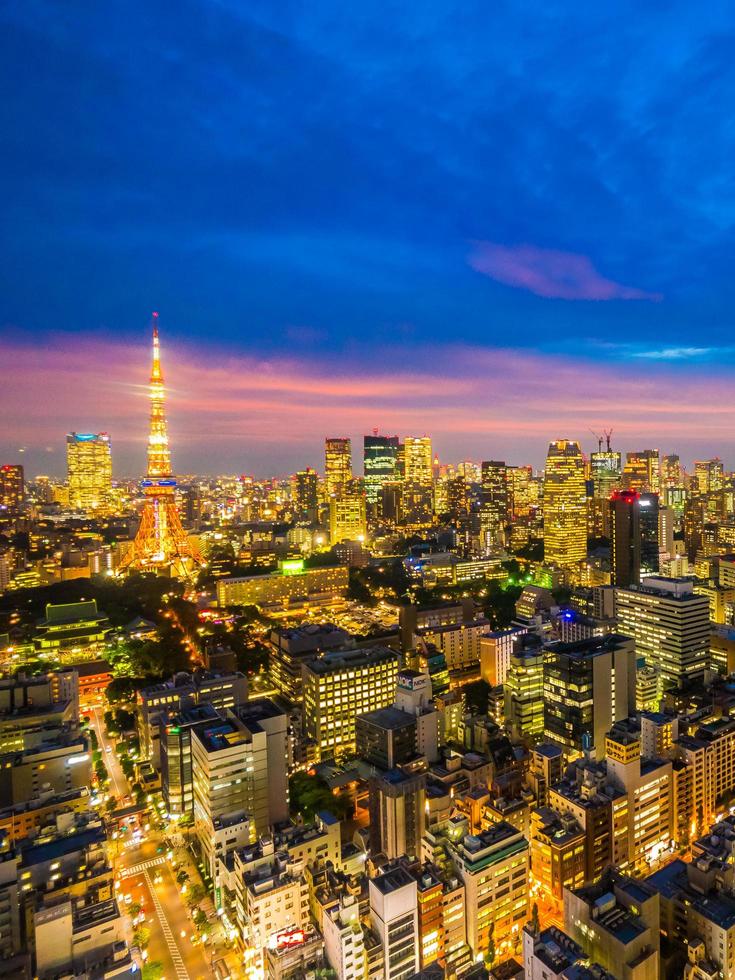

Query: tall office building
543,634,636,758
480,460,509,548
294,468,319,521
543,440,587,568
364,433,399,504
661,454,682,488
368,769,426,861
616,576,709,690
446,474,468,518
504,641,545,743
403,437,433,486
325,438,352,497
0,464,24,512
623,450,660,493
610,490,640,587
329,490,367,544
638,492,660,576
66,432,112,514
695,458,724,495
302,647,399,760
590,449,622,497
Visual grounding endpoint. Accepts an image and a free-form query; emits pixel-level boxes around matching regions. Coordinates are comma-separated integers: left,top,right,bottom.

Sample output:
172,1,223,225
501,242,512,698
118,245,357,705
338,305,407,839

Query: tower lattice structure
119,314,203,578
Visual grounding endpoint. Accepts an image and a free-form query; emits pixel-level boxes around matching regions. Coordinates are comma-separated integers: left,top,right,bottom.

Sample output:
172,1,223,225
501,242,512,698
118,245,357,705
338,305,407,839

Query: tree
531,902,540,936
186,882,207,907
129,902,142,919
142,962,164,980
289,771,352,822
485,921,496,967
176,869,190,887
133,926,151,949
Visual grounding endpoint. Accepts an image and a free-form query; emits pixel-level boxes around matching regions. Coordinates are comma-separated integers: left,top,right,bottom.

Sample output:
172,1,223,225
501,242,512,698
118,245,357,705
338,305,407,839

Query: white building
369,865,419,980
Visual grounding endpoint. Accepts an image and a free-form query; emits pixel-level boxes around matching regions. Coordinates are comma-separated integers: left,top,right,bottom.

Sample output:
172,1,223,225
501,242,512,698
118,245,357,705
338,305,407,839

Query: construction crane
589,429,603,452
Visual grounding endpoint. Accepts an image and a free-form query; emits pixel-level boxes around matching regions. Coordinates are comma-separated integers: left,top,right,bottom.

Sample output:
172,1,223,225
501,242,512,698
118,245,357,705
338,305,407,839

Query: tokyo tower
119,314,204,578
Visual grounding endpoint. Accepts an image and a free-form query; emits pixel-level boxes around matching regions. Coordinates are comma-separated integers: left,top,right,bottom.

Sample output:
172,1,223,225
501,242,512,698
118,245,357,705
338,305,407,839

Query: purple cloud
469,242,662,301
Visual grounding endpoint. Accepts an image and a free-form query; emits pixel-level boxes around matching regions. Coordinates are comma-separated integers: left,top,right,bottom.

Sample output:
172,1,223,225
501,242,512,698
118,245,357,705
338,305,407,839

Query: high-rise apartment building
616,576,709,690
403,437,433,486
364,433,399,505
623,449,660,493
66,432,112,514
480,460,509,548
543,440,587,568
325,438,352,497
0,465,24,512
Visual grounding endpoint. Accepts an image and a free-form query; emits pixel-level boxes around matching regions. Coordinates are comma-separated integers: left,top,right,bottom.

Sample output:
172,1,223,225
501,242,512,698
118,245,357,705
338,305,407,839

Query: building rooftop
193,718,248,752
305,646,397,675
545,633,632,659
357,706,416,731
372,864,415,895
21,824,106,865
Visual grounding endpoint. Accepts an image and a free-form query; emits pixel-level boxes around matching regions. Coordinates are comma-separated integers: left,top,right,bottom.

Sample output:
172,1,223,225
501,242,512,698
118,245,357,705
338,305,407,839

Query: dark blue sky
3,2,735,475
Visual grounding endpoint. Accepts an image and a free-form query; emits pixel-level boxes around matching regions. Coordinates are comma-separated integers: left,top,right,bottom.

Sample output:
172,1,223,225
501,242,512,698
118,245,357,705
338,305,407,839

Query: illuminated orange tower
119,314,203,578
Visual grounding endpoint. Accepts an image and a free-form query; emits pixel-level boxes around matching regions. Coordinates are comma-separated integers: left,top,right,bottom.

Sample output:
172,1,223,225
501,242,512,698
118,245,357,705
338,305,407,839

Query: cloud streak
1,331,734,477
468,242,663,302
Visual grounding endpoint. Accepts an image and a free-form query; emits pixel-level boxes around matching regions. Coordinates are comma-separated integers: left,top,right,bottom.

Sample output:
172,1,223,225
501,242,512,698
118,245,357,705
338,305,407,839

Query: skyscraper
480,460,509,548
695,458,724,495
623,450,660,493
661,454,682,489
609,490,641,587
294,468,319,521
403,437,433,485
0,464,24,512
543,440,587,568
363,432,399,504
119,314,203,577
66,432,112,514
638,492,660,577
329,490,367,544
325,438,352,497
590,448,621,497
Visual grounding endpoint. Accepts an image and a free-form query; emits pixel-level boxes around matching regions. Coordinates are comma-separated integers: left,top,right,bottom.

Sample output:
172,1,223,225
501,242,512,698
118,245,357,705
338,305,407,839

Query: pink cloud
468,242,663,301
0,331,731,477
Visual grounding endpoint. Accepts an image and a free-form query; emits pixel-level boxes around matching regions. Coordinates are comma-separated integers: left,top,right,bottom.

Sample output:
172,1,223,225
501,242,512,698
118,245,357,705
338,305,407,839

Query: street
89,701,132,800
118,839,214,980
87,701,226,979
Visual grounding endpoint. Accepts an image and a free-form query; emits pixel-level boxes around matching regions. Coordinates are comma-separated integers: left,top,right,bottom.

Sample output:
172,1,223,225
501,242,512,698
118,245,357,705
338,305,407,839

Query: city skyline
3,323,735,477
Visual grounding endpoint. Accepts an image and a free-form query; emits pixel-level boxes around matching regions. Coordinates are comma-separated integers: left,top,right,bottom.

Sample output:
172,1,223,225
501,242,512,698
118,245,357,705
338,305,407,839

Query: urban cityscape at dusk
3,4,735,980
